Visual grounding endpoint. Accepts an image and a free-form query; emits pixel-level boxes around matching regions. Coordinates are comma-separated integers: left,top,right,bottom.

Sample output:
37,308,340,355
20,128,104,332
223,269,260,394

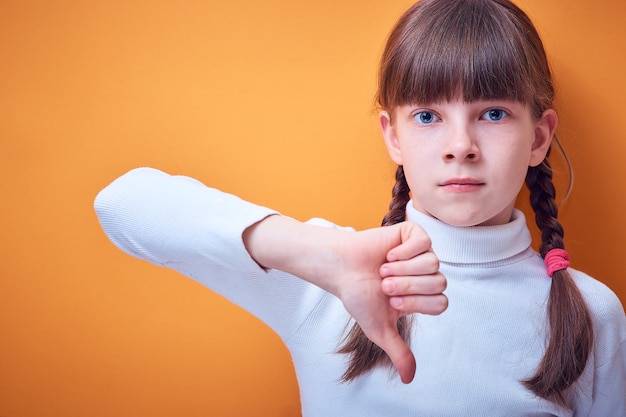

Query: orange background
1,1,625,416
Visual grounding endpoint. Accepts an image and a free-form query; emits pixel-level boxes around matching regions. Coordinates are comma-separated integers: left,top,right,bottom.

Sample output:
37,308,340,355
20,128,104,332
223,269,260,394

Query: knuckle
419,235,433,250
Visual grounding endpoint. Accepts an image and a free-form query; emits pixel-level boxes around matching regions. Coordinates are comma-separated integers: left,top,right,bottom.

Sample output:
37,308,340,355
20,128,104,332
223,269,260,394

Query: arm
243,214,448,383
95,167,447,383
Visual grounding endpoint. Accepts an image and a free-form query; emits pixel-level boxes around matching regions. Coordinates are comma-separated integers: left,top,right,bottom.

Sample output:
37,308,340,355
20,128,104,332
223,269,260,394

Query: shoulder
569,268,624,316
568,268,625,320
569,269,625,361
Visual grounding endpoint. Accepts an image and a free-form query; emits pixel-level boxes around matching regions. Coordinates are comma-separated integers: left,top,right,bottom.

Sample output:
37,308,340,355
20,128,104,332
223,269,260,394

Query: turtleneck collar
405,201,533,265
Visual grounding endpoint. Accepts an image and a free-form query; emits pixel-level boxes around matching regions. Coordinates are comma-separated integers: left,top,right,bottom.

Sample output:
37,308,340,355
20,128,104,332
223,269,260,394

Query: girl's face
380,99,557,227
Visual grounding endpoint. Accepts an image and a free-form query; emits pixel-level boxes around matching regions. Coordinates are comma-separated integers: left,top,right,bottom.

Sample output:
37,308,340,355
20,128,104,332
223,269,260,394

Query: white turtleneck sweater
94,167,626,417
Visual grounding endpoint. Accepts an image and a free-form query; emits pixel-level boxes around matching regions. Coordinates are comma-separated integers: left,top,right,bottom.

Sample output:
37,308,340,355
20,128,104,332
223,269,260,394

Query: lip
439,178,485,192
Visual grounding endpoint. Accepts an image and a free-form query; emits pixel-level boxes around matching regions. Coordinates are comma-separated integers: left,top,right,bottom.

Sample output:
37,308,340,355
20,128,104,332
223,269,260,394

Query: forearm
243,215,344,296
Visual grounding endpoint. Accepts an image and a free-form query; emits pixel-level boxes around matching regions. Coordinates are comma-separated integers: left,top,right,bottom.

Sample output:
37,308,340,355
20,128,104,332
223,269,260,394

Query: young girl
95,0,626,415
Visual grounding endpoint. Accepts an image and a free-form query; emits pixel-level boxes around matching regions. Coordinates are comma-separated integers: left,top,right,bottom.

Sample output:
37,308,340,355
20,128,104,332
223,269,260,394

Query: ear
379,110,403,165
529,109,558,167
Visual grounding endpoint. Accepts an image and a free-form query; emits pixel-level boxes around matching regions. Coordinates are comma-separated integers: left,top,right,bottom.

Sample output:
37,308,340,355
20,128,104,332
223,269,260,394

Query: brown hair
338,0,593,405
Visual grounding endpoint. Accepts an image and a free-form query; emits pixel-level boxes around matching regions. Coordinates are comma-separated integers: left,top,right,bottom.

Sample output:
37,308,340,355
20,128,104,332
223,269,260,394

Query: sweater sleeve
94,167,334,342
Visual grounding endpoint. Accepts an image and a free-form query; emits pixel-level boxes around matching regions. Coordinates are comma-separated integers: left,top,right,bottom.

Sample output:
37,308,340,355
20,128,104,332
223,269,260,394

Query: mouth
440,178,485,192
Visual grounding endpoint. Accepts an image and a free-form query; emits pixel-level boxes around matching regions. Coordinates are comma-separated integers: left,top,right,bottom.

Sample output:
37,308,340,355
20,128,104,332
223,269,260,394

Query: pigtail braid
523,151,594,404
338,165,413,381
381,165,412,227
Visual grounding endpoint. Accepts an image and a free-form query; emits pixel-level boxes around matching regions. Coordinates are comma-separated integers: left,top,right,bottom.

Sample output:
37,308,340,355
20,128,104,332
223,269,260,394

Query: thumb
370,328,416,384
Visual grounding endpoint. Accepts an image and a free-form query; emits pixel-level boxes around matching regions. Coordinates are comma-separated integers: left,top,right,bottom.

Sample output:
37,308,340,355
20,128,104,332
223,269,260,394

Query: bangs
379,0,547,110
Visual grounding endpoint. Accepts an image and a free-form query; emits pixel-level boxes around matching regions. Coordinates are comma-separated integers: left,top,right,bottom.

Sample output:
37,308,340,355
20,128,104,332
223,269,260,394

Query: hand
330,221,447,383
243,216,447,383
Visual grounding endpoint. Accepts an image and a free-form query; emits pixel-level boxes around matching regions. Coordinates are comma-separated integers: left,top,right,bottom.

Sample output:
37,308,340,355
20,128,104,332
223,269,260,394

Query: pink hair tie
544,248,570,277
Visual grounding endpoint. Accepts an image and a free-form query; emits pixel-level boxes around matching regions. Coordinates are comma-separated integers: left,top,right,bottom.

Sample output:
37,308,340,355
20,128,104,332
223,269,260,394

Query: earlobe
380,110,403,165
529,109,558,167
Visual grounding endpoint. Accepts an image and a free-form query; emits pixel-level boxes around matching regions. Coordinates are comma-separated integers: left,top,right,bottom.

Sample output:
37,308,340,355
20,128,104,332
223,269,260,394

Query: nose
443,123,480,162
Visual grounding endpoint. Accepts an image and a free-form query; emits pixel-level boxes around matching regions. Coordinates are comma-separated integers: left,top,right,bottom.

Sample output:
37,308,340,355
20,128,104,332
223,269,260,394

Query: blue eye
414,111,438,124
483,109,506,121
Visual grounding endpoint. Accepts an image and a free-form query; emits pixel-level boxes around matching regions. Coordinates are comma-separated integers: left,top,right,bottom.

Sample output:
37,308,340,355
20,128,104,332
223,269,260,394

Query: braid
382,165,411,226
523,150,594,404
338,165,412,381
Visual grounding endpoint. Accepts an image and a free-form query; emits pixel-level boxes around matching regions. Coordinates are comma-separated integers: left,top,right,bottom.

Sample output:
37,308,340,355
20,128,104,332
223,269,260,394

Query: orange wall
1,1,625,416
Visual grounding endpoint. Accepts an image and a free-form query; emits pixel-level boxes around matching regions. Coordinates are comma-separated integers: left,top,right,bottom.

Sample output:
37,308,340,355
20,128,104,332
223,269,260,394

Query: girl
95,0,626,415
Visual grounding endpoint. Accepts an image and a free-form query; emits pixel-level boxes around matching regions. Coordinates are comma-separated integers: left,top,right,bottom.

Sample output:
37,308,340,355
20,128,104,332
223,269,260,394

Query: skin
241,99,556,384
243,215,446,383
380,99,557,227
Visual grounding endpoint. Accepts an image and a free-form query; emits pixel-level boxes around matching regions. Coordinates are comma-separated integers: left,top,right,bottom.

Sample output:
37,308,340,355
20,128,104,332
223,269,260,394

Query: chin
431,210,503,227
427,212,476,227
445,218,483,227
419,201,515,227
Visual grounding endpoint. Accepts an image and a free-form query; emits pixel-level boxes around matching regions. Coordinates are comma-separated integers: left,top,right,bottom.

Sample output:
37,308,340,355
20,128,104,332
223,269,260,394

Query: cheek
495,148,532,189
491,131,535,165
399,146,435,182
399,136,437,163
399,156,435,197
485,137,533,180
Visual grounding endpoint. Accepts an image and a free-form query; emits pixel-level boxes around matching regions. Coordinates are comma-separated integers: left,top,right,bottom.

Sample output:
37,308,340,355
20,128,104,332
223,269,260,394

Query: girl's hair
338,0,594,405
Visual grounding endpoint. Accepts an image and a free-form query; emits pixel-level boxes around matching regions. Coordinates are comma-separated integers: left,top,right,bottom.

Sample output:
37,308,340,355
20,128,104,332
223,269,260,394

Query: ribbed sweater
94,167,626,416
